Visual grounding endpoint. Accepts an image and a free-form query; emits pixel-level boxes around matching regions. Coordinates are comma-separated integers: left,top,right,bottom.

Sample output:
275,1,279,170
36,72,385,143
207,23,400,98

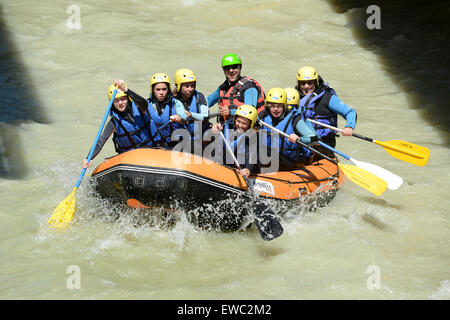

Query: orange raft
90,148,344,232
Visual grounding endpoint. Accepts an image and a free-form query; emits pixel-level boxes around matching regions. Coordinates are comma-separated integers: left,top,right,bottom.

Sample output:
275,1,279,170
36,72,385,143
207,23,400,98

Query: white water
0,0,449,300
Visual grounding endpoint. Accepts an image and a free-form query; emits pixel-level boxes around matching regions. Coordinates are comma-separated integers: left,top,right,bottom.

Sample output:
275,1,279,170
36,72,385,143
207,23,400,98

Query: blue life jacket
175,91,210,141
148,97,178,145
222,121,259,169
111,101,160,153
299,85,338,147
260,109,310,162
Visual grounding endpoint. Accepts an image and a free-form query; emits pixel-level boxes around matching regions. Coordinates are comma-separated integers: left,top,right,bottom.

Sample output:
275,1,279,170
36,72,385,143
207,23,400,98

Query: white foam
431,280,450,300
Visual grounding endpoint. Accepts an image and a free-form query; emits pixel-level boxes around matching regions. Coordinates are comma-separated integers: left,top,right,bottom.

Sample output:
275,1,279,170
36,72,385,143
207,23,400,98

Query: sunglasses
223,64,241,71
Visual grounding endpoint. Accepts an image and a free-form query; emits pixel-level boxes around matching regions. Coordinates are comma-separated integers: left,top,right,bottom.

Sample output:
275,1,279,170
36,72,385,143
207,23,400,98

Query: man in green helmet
207,53,265,123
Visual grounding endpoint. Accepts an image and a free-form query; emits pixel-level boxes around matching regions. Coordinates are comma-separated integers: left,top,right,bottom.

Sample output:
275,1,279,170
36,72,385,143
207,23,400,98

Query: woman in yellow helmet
114,74,189,148
258,88,318,170
295,66,357,150
284,88,300,110
211,104,260,178
82,82,161,168
172,68,210,138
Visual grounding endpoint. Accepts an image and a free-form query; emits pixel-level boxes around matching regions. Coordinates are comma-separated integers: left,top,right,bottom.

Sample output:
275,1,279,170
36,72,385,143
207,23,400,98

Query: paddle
258,119,388,197
307,119,430,167
317,141,403,190
209,112,220,119
48,88,119,229
218,131,283,241
160,120,171,129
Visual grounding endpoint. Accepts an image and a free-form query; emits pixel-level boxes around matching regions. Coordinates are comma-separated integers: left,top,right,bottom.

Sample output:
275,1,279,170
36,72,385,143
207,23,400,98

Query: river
0,0,449,300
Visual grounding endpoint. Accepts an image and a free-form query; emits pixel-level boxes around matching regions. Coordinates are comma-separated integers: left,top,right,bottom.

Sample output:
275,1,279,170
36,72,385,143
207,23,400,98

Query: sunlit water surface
0,0,448,299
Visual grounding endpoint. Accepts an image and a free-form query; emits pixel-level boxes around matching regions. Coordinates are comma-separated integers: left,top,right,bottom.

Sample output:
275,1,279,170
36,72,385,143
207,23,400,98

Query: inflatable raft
90,148,344,232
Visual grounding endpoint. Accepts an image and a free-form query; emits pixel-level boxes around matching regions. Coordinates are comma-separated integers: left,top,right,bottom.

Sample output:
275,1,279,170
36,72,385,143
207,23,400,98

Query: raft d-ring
133,175,146,188
154,177,168,190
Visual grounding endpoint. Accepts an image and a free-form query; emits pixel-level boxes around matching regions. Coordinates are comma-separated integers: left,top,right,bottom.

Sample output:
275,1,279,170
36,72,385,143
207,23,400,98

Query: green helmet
221,53,242,67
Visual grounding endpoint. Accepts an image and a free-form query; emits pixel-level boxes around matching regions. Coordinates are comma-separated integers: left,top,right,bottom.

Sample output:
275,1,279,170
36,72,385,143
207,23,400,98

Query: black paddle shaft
352,132,374,143
295,138,340,166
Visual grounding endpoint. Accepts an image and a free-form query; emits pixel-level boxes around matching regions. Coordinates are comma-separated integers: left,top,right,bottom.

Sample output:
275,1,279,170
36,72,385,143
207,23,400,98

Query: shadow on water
0,4,49,179
326,0,450,145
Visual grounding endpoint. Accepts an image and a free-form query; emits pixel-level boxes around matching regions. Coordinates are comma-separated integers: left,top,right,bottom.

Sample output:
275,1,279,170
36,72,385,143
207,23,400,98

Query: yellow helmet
296,66,319,86
107,83,128,101
149,73,171,90
174,68,196,92
284,88,300,106
265,88,287,111
234,104,258,129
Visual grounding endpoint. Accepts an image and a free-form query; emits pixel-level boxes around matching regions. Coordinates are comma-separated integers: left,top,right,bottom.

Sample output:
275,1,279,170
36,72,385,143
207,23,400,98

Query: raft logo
366,265,381,290
254,179,275,196
66,5,81,30
366,5,381,30
66,265,81,290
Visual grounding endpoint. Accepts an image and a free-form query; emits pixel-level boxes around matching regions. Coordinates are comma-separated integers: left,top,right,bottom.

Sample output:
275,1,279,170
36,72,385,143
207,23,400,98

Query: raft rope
251,167,338,186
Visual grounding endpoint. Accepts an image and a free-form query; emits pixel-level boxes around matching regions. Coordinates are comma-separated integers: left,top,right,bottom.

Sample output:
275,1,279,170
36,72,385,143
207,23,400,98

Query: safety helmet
149,73,171,90
265,88,287,111
221,53,242,68
174,68,196,92
234,104,258,129
284,88,300,106
107,83,128,101
296,66,319,86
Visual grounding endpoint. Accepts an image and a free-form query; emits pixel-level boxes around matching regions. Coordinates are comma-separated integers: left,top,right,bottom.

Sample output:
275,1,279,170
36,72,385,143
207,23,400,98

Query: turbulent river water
1,0,449,300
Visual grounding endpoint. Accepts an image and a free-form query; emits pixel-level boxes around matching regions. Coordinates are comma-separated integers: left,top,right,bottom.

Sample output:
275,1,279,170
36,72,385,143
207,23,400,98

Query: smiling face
298,80,316,95
267,102,285,118
153,83,169,102
234,115,251,134
223,64,241,83
113,96,129,112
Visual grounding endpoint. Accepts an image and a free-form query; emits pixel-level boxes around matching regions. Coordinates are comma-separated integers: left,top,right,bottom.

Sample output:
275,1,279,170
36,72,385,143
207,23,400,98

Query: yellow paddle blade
375,140,430,167
47,187,77,230
338,164,388,197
